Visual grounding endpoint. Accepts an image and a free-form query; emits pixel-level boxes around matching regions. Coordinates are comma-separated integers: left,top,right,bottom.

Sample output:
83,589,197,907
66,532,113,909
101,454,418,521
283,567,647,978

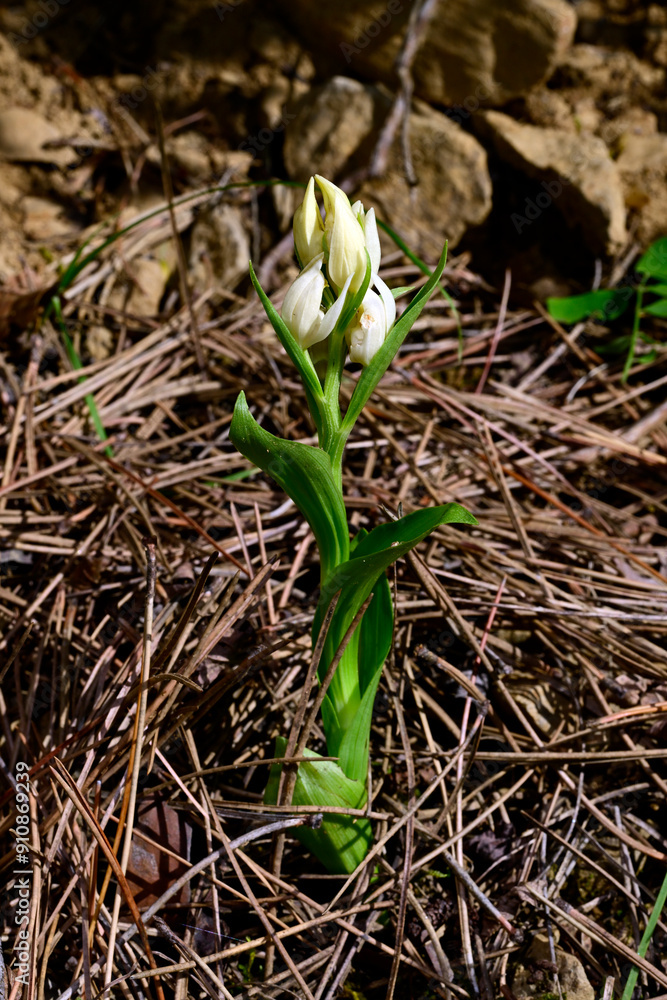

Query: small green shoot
547,236,667,381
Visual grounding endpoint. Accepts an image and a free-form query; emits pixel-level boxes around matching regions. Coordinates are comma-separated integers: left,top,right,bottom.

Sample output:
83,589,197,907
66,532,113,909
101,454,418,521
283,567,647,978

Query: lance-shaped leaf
230,392,349,577
314,503,477,781
265,739,372,874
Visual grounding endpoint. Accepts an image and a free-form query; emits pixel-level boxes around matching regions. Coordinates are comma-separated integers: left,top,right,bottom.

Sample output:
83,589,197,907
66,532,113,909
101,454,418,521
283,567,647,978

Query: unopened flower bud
316,175,368,293
293,177,324,267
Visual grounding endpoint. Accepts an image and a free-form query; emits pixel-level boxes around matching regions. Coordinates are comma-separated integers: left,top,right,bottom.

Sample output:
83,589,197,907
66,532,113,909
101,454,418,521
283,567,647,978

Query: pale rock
107,245,177,321
555,44,664,104
125,256,173,318
86,326,114,363
276,0,576,106
617,132,667,245
0,107,76,166
283,77,377,183
21,196,74,240
477,110,627,254
356,103,492,256
166,132,213,180
513,933,594,1000
283,78,492,255
189,203,249,298
272,185,301,234
524,89,576,131
208,149,254,178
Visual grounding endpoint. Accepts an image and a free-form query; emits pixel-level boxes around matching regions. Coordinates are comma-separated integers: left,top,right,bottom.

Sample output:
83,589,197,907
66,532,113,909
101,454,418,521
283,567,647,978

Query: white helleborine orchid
315,175,369,293
282,254,352,350
347,275,396,366
293,177,325,268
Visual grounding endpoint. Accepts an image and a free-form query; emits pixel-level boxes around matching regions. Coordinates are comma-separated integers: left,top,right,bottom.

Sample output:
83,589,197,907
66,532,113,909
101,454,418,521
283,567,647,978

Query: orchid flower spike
282,255,352,350
346,275,396,366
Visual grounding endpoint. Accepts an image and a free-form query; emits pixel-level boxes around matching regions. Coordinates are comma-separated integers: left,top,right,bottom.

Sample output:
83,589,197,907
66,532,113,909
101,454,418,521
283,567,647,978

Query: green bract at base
265,738,372,875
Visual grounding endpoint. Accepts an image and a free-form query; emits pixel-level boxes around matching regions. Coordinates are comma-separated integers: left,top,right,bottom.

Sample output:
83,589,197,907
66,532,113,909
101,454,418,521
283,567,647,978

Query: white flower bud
347,275,396,366
316,175,368,293
293,177,324,267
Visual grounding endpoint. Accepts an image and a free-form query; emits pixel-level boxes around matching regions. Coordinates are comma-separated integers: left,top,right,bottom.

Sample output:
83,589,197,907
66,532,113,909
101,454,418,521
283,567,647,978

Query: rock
617,132,667,244
276,0,576,106
188,203,250,298
523,89,577,131
117,253,176,319
513,933,595,1000
142,132,253,185
554,44,664,112
21,197,74,241
477,110,627,254
356,103,493,256
0,107,76,167
283,77,378,182
646,3,667,68
283,77,492,255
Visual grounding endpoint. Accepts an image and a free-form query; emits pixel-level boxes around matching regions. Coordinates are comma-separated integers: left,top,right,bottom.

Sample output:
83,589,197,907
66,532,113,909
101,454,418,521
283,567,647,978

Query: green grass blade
51,296,112,456
621,867,667,1000
546,288,632,323
635,236,667,281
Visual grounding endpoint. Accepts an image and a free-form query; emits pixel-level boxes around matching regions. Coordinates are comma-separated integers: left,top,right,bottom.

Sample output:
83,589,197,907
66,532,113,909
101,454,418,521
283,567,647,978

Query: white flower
351,200,381,275
293,177,324,268
315,175,368,293
347,275,396,366
282,255,353,350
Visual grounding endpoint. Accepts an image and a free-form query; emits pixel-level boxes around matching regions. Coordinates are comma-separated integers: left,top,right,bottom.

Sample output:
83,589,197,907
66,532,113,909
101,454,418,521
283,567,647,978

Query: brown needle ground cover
0,189,666,999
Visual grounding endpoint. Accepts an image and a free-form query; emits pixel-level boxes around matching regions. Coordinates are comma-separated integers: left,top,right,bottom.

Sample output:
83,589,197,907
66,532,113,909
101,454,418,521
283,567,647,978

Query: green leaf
341,242,449,440
315,503,477,780
265,738,372,874
646,284,667,296
390,284,418,299
358,568,393,694
377,221,461,349
596,334,632,357
546,289,633,324
335,567,393,782
643,298,667,317
636,237,667,281
337,662,384,782
230,392,349,578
